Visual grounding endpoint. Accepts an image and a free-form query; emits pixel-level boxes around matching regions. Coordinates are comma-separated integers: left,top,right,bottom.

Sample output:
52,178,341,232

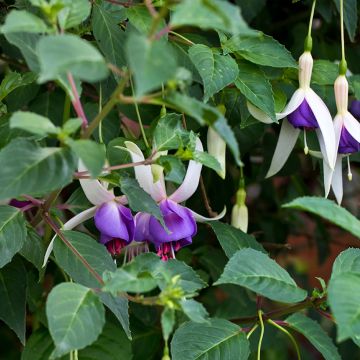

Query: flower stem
67,73,88,129
257,310,265,360
304,0,316,52
339,0,347,75
267,319,301,360
246,324,258,339
169,31,195,45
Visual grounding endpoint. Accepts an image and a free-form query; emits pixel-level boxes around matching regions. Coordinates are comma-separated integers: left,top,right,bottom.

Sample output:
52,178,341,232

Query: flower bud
334,75,349,115
207,127,226,179
231,188,248,233
298,52,313,90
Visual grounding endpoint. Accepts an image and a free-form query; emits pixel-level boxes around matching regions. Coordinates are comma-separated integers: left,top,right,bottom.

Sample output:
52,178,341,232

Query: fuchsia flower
125,138,225,260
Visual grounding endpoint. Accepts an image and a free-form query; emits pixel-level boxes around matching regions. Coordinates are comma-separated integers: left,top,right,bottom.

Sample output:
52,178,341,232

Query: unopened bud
231,203,248,233
207,127,226,179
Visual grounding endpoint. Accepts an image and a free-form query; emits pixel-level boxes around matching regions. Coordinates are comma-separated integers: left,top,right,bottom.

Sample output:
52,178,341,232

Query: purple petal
349,100,360,119
338,126,360,154
134,212,152,242
94,201,134,242
287,99,318,129
9,199,32,208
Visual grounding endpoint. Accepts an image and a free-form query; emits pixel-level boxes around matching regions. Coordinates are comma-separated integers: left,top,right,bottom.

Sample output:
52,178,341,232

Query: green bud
339,59,347,76
304,35,313,52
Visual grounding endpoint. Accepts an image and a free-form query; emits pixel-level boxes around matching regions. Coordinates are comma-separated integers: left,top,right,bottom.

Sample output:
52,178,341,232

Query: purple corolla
349,100,360,119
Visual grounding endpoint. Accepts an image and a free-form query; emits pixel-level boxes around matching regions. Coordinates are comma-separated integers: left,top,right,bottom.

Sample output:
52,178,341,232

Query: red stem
67,73,88,129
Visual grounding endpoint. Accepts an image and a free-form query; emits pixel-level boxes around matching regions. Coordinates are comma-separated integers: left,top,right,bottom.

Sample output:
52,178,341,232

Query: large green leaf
170,0,253,35
215,248,307,303
0,72,37,102
126,32,177,95
0,139,76,201
188,44,239,102
37,34,109,83
223,33,297,68
235,61,275,121
331,248,360,278
333,0,358,42
10,111,59,135
58,0,91,30
0,257,27,344
283,196,360,239
127,5,166,34
209,221,265,258
21,329,55,360
92,4,126,72
20,227,45,272
46,282,105,358
165,92,241,165
171,318,250,360
286,313,341,360
0,205,27,268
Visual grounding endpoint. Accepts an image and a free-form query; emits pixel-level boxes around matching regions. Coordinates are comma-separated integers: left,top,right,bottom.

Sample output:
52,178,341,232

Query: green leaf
161,308,175,341
286,313,341,360
223,33,297,68
283,196,360,239
215,248,307,303
171,318,250,360
349,74,360,99
0,205,27,268
153,113,185,151
10,111,59,135
21,329,55,360
46,282,105,358
0,72,37,101
333,0,358,42
0,10,51,34
37,34,109,83
192,151,222,173
156,155,186,185
127,5,166,34
58,0,91,30
331,248,360,278
20,227,45,272
170,0,253,35
53,230,116,288
119,177,165,228
62,118,82,135
166,92,241,165
0,257,27,344
92,4,126,72
67,139,106,178
126,32,177,95
311,60,339,86
180,299,209,323
0,139,76,201
235,61,275,121
209,221,265,258
188,44,239,102
328,272,360,342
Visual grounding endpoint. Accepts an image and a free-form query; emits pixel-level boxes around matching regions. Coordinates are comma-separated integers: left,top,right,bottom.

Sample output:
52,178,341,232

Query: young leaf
58,0,91,30
283,196,360,239
0,139,76,201
161,308,176,341
215,248,307,303
209,221,265,258
180,299,209,323
37,34,109,83
0,257,27,344
126,32,177,95
286,313,341,360
188,44,239,102
10,111,59,135
46,282,105,358
171,318,250,360
0,205,27,268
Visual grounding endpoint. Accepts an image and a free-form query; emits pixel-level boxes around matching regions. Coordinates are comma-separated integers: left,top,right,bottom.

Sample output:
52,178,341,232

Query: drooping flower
248,52,336,179
231,188,248,233
349,99,360,119
43,161,134,266
125,138,225,260
207,127,226,179
323,75,360,204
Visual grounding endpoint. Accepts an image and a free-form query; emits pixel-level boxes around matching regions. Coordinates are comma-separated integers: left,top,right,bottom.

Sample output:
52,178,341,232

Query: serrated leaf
10,111,59,135
165,92,241,166
46,282,105,358
58,0,91,30
170,0,253,36
20,227,45,272
192,150,222,173
180,299,209,323
0,139,76,201
333,0,358,42
0,10,51,34
209,221,265,258
283,196,360,239
331,248,360,278
286,313,341,360
126,32,177,95
67,139,106,178
37,34,109,83
0,205,27,268
188,44,239,102
171,318,250,360
223,33,297,68
235,61,275,121
215,248,307,303
0,257,27,344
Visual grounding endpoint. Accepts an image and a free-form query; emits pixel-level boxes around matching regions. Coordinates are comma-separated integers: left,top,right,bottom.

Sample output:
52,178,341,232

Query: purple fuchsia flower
349,99,360,119
247,52,336,182
322,75,360,204
43,161,134,266
125,138,225,260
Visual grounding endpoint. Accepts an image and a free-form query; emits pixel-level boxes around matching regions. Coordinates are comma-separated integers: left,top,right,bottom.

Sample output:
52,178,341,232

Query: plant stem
148,1,169,38
63,93,71,125
246,324,258,339
307,0,317,38
257,310,265,360
169,31,195,45
267,319,301,360
67,73,88,129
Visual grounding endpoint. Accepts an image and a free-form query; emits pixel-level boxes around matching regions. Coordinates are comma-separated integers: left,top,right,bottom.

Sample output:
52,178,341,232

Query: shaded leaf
10,111,59,135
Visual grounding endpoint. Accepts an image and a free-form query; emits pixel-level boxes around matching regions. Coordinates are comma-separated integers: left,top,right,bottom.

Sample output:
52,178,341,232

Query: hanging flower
43,161,134,266
207,127,226,179
125,138,225,260
323,75,360,204
231,188,248,233
248,52,336,179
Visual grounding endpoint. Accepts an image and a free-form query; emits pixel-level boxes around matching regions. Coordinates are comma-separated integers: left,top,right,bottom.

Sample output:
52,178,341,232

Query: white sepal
190,206,226,223
332,156,344,204
344,112,360,143
247,102,274,124
207,127,226,179
231,204,248,233
276,89,305,119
